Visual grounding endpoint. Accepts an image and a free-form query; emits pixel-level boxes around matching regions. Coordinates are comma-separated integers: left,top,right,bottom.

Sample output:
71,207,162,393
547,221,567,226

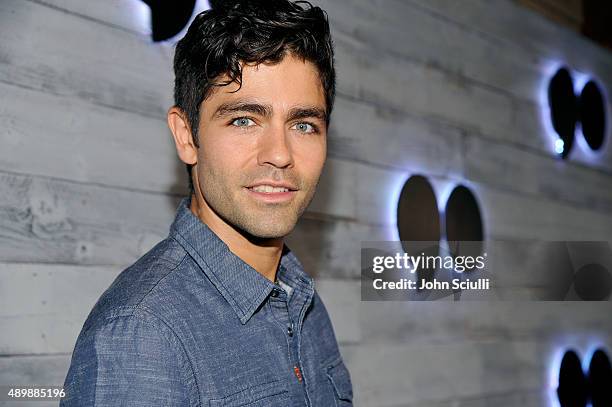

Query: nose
257,123,293,169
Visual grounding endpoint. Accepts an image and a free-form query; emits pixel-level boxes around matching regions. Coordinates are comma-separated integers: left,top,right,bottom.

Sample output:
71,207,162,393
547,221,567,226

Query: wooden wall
1,0,611,406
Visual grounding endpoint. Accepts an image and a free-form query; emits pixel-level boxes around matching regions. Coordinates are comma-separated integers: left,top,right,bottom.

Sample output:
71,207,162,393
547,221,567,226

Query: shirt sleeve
60,312,194,406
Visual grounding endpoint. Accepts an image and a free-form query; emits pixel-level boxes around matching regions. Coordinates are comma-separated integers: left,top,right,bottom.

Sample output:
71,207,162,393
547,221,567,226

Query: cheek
199,137,252,173
294,140,326,179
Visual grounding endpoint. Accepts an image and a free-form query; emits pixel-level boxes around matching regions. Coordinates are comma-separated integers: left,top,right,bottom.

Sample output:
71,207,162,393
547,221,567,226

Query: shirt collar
168,197,314,324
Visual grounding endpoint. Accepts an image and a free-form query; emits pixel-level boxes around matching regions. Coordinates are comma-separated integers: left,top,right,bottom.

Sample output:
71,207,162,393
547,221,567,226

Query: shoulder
62,307,196,406
80,237,189,334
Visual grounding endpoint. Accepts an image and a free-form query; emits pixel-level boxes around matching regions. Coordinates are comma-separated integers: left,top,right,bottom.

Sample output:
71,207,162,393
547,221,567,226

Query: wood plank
0,81,186,194
288,216,386,279
340,340,547,407
318,0,545,105
0,353,71,385
318,0,612,173
0,264,121,355
30,0,152,35
332,96,612,216
313,279,361,345
517,0,583,30
333,30,612,174
0,0,174,118
0,354,71,407
407,0,612,96
0,171,180,265
329,96,464,178
463,135,612,214
353,160,612,240
360,301,612,345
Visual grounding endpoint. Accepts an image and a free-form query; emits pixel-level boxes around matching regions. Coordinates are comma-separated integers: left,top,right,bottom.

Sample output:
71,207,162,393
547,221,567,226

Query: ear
167,106,198,165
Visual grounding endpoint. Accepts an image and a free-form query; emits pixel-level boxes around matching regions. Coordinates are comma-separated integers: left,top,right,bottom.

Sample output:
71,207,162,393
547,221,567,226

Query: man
60,0,353,405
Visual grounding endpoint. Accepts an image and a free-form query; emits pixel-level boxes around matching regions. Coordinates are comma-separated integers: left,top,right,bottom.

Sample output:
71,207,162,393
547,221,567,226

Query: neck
189,192,283,283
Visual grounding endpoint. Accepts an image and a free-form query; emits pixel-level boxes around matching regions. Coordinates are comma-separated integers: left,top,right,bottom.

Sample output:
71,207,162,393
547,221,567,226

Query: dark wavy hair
173,0,336,193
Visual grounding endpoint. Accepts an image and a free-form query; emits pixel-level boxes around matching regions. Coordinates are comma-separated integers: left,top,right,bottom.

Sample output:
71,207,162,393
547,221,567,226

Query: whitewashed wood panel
0,263,121,355
359,301,612,345
353,160,612,240
318,0,545,106
333,31,612,174
341,340,545,407
0,171,179,264
0,354,70,407
313,278,361,345
463,135,612,214
31,0,152,35
0,0,174,118
0,81,185,194
407,0,612,97
332,96,612,215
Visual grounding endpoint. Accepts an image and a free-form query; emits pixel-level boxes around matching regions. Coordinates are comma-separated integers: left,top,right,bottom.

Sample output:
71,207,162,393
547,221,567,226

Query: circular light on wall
444,185,484,265
141,0,197,42
396,175,440,283
548,67,578,158
396,175,441,243
579,80,607,151
588,349,612,407
444,185,483,242
557,350,588,407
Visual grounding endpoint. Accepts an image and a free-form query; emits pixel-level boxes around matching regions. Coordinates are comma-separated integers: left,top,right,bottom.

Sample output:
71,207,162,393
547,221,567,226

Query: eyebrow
212,100,273,120
212,99,327,123
287,107,327,123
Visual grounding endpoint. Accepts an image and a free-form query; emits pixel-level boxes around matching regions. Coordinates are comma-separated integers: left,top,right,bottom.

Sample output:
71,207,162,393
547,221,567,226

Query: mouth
244,183,298,203
246,185,295,193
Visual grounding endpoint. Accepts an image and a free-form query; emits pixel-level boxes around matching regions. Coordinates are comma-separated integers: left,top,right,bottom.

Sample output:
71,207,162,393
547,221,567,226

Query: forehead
202,54,326,115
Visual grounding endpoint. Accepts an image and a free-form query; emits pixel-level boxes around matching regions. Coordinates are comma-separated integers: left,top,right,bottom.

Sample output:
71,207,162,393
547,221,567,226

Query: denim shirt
60,197,353,406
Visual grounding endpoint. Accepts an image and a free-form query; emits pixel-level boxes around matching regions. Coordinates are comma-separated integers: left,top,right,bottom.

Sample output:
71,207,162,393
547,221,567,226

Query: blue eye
294,122,317,134
231,117,255,127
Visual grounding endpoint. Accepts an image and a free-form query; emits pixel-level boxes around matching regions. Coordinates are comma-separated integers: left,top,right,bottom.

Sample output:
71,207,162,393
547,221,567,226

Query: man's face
194,54,327,239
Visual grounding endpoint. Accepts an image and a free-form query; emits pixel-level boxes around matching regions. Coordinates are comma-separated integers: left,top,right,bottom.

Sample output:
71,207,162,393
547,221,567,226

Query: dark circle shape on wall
557,350,588,407
396,175,440,283
573,263,612,301
548,67,578,158
588,349,612,407
141,0,197,42
397,175,441,243
444,185,483,264
579,80,607,151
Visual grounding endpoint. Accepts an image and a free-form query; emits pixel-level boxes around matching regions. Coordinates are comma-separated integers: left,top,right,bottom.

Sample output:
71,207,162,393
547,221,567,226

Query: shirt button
287,324,293,336
270,289,279,297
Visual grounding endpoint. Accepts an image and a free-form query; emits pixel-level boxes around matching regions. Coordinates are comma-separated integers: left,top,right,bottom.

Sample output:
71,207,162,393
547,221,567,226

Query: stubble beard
198,166,320,240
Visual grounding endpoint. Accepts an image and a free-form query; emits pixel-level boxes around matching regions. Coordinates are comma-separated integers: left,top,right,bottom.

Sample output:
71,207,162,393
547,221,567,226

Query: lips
245,181,298,193
249,185,291,193
244,181,298,203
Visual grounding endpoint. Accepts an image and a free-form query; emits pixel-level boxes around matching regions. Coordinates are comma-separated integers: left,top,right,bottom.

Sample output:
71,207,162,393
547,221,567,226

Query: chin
242,220,297,240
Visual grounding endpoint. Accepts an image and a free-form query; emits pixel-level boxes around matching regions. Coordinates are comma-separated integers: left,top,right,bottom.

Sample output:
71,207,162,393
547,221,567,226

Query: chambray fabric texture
60,197,353,406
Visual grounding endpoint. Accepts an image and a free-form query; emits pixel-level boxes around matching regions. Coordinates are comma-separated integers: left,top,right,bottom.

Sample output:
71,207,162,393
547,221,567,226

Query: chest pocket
324,356,354,406
208,380,290,407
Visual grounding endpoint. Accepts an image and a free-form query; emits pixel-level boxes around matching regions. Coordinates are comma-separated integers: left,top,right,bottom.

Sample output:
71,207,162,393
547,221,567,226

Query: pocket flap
209,380,289,407
325,356,353,401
